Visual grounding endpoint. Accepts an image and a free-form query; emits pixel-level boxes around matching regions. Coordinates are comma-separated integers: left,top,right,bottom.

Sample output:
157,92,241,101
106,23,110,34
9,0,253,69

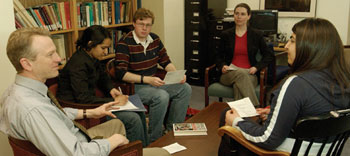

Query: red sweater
232,32,251,69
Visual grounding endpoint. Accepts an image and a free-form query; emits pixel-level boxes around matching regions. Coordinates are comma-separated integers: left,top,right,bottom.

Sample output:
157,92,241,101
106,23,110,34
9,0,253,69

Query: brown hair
133,8,155,24
6,27,51,72
291,18,350,90
234,3,251,15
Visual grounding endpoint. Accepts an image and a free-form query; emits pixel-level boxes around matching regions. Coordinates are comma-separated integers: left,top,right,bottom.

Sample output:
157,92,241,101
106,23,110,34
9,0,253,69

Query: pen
118,86,123,95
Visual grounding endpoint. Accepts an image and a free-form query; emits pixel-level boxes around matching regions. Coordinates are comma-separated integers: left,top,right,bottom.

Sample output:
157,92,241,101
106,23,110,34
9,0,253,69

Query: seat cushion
208,82,260,99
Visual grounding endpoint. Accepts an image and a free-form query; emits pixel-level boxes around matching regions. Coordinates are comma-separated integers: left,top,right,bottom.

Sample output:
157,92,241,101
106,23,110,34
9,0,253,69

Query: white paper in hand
110,101,138,112
162,142,187,154
227,97,258,117
227,64,238,70
163,70,186,84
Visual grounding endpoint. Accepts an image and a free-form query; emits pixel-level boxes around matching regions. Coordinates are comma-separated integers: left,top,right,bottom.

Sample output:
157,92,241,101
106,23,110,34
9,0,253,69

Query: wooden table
148,102,229,156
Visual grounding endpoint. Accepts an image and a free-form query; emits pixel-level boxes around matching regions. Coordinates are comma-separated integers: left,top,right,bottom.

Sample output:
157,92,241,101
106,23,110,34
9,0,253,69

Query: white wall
163,0,184,70
227,0,350,44
0,0,16,155
142,0,184,70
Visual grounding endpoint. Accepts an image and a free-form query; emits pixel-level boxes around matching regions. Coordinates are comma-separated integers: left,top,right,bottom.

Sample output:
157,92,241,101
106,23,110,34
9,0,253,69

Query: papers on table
162,142,187,154
227,97,258,117
163,70,187,84
227,64,238,71
111,94,146,112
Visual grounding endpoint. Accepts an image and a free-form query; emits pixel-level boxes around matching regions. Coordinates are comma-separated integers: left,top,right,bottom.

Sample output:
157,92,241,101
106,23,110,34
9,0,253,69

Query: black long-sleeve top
57,49,114,104
215,26,275,74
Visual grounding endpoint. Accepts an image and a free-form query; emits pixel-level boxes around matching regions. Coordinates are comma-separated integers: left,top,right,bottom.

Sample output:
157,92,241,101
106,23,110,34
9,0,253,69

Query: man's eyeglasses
135,23,153,28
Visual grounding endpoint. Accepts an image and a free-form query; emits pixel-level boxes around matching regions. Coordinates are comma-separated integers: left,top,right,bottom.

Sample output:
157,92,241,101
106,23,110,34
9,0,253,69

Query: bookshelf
15,0,137,60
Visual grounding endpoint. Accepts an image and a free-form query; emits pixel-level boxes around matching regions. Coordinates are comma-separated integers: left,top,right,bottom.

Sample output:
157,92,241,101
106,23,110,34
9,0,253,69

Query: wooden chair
106,58,135,95
8,136,142,156
204,64,269,107
218,109,350,156
344,45,350,66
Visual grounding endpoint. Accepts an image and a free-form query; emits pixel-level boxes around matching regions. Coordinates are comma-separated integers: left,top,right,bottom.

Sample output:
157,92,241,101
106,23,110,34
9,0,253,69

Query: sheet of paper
162,142,187,154
163,70,187,84
227,64,238,70
111,100,138,112
227,97,259,117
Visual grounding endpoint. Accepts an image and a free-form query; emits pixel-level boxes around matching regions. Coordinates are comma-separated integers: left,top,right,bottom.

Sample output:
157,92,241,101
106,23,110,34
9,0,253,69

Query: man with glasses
114,8,192,142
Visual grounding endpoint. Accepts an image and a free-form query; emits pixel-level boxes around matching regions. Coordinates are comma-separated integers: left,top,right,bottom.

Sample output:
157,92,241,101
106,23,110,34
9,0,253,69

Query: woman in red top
215,3,274,106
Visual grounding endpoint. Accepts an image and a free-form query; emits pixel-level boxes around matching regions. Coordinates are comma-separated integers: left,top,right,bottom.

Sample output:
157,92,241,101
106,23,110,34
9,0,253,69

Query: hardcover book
173,123,207,136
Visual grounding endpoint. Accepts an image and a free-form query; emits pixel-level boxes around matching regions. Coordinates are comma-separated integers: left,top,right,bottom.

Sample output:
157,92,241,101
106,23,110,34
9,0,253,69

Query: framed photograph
260,0,316,17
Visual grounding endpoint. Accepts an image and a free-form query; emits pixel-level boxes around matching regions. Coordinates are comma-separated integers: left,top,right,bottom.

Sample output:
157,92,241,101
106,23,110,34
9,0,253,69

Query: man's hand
87,101,119,119
180,75,187,84
144,76,165,87
256,108,270,121
249,67,258,75
114,95,128,106
110,88,122,99
225,108,241,126
222,65,229,74
107,134,129,151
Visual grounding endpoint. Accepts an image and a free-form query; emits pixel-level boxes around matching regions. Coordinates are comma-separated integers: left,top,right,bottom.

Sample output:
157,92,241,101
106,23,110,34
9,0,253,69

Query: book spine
58,2,67,29
64,1,71,29
52,3,63,30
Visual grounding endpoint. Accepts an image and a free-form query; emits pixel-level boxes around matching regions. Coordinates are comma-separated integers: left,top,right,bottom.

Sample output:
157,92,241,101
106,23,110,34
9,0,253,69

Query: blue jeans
135,83,192,142
107,111,149,147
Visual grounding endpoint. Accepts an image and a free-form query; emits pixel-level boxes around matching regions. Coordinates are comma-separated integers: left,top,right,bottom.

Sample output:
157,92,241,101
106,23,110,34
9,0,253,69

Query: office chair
218,108,350,156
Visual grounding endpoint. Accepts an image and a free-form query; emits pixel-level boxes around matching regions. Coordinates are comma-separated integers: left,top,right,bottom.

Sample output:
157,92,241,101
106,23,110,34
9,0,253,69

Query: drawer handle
190,58,199,61
191,21,200,24
190,77,200,80
192,69,199,73
193,31,199,36
190,40,199,43
216,25,223,30
190,2,200,5
193,12,199,17
213,36,221,40
192,50,199,55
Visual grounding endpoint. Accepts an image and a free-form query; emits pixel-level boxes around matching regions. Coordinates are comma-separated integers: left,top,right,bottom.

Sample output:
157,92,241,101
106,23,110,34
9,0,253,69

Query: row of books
14,0,133,31
109,29,128,54
14,0,71,31
77,0,133,28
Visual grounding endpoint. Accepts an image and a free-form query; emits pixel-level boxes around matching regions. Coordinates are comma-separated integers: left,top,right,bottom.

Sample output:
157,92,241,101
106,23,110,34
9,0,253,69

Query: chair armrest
218,126,290,156
109,140,143,156
205,64,216,88
259,67,268,107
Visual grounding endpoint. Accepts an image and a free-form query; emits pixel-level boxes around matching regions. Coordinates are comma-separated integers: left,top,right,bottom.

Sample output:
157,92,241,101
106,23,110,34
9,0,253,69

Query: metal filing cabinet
207,19,235,66
184,0,208,86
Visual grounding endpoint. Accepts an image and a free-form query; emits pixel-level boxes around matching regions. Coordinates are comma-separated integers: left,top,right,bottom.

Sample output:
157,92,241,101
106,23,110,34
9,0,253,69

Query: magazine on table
173,123,207,136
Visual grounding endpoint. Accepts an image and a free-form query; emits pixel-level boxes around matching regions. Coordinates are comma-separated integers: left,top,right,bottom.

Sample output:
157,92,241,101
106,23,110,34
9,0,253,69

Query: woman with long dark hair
218,18,350,155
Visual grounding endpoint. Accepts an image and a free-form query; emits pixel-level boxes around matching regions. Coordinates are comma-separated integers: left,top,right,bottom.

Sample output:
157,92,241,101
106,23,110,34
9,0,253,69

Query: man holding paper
114,8,192,142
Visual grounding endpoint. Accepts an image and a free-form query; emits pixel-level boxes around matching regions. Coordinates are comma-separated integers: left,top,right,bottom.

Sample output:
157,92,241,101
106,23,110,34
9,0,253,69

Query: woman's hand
110,88,122,99
225,108,241,126
256,107,270,121
249,67,258,74
222,65,229,74
180,75,187,84
87,101,119,119
114,95,128,106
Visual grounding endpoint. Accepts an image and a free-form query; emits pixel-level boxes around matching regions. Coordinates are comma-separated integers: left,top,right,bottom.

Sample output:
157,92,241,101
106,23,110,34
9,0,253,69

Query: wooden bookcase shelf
16,0,136,59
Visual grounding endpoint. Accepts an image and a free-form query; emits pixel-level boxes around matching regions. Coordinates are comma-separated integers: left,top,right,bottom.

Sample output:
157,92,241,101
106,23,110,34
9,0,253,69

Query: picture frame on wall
260,0,316,17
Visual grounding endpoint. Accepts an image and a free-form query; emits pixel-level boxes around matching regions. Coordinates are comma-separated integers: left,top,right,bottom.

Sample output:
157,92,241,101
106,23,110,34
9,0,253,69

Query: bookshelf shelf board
50,29,74,35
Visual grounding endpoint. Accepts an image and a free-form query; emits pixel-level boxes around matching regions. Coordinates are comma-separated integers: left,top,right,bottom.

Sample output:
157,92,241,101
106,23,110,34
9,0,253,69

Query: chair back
8,136,45,156
106,58,135,95
290,109,350,155
344,45,350,66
